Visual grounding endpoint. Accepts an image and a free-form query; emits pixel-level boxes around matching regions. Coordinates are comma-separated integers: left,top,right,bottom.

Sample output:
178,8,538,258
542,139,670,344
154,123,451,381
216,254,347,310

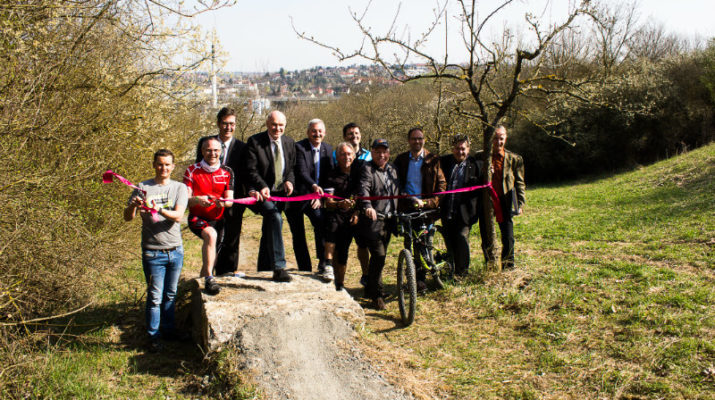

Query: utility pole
211,36,217,109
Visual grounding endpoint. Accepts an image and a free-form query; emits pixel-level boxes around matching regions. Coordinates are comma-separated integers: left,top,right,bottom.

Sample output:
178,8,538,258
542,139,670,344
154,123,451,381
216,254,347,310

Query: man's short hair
307,118,324,131
153,149,175,163
451,133,470,147
495,124,507,134
342,122,360,137
202,136,221,150
407,127,423,140
216,107,237,123
336,142,354,155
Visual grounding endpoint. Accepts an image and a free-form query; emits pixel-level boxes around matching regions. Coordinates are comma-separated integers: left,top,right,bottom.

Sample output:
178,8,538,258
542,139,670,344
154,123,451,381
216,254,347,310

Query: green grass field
6,143,713,399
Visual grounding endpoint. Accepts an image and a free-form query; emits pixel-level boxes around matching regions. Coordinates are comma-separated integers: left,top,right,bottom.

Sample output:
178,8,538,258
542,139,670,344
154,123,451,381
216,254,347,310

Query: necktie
220,142,226,165
313,148,320,182
273,141,284,190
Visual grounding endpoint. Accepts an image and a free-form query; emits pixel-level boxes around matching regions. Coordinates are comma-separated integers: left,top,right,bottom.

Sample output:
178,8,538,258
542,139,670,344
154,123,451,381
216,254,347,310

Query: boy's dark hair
153,149,175,163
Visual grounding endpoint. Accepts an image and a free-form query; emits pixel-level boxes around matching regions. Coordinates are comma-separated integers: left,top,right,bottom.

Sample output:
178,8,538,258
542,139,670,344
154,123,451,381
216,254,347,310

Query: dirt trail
237,310,412,400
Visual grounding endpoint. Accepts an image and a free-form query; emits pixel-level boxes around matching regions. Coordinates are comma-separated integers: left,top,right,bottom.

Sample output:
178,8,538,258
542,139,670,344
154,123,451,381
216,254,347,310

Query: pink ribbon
103,170,503,222
220,183,503,223
102,170,158,216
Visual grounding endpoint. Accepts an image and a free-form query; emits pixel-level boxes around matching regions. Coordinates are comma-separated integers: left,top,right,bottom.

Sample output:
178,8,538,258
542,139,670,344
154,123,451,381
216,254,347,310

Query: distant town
189,63,433,112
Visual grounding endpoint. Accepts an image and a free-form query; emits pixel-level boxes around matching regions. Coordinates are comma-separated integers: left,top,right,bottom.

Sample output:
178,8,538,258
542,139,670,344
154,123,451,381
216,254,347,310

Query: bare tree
296,0,617,270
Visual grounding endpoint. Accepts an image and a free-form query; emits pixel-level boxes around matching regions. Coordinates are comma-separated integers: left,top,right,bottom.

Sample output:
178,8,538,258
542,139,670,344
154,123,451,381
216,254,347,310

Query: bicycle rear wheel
432,226,454,288
397,248,417,326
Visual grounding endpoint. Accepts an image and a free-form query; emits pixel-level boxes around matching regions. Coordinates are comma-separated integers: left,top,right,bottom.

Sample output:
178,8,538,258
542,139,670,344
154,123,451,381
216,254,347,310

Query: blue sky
193,0,715,72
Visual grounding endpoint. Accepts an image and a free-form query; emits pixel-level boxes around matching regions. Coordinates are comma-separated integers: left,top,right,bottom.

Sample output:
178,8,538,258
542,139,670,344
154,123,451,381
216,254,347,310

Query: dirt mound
192,272,412,399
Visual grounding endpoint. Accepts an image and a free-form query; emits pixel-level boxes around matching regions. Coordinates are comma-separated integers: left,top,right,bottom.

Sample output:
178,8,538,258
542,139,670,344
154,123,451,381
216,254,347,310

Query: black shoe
272,269,292,282
372,297,386,310
417,280,428,293
148,336,162,353
335,283,344,291
359,275,368,287
205,277,221,295
502,263,516,271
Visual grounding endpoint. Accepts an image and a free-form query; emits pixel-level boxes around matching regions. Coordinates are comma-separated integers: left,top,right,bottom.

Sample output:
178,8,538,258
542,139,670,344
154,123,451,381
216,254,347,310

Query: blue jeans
142,246,184,338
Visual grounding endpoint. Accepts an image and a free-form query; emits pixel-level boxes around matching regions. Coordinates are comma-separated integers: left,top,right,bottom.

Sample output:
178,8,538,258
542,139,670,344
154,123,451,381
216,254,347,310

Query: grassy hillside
5,143,712,399
369,142,714,399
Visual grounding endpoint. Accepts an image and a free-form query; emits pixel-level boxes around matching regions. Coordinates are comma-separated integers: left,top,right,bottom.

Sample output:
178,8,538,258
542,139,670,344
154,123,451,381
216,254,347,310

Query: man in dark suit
358,139,400,310
440,134,484,277
195,107,246,277
244,110,295,282
285,118,333,278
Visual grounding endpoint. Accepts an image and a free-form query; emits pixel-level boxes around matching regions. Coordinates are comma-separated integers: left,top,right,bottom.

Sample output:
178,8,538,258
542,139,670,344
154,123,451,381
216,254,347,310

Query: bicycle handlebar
374,208,439,220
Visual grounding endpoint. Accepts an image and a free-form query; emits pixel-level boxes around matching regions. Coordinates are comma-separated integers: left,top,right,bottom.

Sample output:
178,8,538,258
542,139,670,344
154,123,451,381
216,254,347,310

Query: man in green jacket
479,124,525,270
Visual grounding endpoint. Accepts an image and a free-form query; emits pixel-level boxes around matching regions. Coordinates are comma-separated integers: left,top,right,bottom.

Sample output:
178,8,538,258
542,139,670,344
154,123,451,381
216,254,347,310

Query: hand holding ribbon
102,170,158,217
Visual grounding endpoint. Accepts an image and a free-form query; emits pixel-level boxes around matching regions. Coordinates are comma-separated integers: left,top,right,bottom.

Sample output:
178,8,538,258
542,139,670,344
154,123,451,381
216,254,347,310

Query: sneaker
502,262,516,271
335,283,345,291
317,262,325,275
322,265,335,282
233,271,246,278
205,277,221,295
272,269,292,282
372,296,386,310
148,336,162,353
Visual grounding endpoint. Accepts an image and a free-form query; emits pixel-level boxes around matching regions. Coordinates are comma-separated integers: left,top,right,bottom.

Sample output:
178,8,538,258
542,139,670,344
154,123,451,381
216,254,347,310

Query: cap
371,138,389,149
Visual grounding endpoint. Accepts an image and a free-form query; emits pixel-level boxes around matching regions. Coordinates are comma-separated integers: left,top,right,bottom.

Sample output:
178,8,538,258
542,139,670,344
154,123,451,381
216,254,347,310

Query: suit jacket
244,131,296,194
393,149,446,209
476,149,526,210
195,135,246,196
440,154,483,226
293,139,333,195
358,161,399,215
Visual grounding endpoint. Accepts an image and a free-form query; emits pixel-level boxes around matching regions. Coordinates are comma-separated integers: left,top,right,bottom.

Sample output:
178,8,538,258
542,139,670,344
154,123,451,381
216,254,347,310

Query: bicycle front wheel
397,248,417,326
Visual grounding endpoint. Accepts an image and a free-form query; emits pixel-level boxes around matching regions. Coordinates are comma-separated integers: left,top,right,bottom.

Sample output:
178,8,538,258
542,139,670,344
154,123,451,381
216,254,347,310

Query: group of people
123,107,525,351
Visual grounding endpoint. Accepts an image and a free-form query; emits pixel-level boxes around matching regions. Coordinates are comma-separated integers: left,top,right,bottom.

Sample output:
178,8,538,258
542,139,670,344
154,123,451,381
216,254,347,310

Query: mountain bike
384,209,454,326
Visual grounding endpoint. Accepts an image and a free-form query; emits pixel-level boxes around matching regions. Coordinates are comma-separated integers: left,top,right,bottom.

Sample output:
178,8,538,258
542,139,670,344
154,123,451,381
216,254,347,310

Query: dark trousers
214,205,245,275
479,192,515,266
249,200,286,272
362,219,393,300
442,218,472,275
285,202,325,272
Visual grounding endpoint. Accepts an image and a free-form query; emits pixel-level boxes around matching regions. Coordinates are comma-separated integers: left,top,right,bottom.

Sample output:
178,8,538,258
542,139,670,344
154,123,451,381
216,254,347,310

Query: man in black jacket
440,134,484,277
195,107,246,277
285,119,333,277
358,139,400,310
244,110,295,282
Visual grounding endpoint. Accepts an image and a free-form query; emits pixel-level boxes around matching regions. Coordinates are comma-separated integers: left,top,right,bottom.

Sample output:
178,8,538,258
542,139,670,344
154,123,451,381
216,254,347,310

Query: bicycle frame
391,210,449,276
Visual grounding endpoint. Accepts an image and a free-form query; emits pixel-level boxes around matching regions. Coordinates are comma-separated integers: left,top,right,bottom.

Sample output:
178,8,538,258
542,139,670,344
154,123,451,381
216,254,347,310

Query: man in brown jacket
479,124,526,270
394,127,447,289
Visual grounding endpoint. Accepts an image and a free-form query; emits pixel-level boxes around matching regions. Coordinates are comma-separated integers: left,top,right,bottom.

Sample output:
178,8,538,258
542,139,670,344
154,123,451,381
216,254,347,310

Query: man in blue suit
286,118,333,279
